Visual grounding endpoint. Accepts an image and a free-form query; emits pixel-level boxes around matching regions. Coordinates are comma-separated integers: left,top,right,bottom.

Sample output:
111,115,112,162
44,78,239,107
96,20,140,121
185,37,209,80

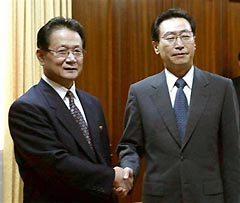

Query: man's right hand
113,166,134,198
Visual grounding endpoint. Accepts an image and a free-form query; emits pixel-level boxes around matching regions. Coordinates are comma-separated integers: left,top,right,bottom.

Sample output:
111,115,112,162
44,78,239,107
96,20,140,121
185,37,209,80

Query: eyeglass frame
161,30,195,45
46,48,86,58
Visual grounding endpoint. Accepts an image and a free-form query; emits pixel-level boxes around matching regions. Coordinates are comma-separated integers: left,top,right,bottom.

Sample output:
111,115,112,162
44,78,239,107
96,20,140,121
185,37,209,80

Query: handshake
113,166,134,198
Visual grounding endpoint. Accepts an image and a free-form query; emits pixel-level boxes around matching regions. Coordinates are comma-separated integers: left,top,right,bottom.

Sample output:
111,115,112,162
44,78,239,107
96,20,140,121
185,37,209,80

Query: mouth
172,53,188,57
63,67,78,71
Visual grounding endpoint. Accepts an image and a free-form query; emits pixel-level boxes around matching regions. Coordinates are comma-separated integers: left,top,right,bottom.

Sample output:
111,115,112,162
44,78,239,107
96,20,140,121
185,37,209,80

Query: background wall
72,0,240,202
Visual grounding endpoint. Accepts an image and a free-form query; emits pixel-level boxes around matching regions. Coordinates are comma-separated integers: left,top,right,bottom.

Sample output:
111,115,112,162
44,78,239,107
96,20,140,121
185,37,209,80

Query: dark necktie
174,78,189,142
66,91,93,149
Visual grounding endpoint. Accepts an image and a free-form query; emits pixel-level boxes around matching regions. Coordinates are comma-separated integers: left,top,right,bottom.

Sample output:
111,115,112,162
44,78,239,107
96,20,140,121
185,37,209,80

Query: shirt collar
165,66,194,91
41,74,77,100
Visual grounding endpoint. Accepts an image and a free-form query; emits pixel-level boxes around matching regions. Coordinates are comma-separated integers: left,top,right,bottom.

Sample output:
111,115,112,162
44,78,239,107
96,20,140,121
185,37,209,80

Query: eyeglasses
161,31,194,45
47,48,85,58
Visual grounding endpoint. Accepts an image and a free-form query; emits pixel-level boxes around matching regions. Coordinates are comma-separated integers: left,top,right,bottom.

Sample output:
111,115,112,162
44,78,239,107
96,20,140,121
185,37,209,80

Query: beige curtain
3,0,72,202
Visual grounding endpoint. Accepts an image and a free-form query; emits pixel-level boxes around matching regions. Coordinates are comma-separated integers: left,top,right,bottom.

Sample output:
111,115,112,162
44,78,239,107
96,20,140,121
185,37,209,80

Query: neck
166,65,192,78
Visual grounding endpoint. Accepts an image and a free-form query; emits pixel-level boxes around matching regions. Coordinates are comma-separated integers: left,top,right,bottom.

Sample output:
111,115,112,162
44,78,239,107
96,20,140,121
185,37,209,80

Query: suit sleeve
220,79,240,202
117,85,144,177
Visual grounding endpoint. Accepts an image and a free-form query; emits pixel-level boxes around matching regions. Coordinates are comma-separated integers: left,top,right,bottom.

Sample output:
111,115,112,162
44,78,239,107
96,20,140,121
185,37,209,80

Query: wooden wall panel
224,0,240,77
171,0,223,74
119,0,166,113
72,0,114,144
72,1,240,202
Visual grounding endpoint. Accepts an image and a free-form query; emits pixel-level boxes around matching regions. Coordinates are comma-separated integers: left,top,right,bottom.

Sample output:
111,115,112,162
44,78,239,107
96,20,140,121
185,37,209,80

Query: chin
64,72,80,79
173,63,192,69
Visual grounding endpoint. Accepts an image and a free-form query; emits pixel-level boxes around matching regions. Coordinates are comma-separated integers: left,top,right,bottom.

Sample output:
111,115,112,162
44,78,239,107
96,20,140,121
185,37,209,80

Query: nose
175,36,184,45
66,51,77,61
174,37,184,50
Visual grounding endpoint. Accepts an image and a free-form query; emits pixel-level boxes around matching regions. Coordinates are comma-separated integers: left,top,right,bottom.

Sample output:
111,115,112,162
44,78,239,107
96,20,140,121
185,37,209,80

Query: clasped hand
113,166,134,198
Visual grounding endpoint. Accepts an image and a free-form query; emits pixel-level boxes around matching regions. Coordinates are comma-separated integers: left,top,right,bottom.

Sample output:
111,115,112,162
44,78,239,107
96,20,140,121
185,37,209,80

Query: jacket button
181,155,184,161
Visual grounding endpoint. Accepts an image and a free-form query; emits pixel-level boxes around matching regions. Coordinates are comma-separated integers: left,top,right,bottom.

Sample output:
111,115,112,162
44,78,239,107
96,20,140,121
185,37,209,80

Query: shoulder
131,71,164,90
11,85,40,106
195,67,232,85
9,81,60,112
9,84,49,120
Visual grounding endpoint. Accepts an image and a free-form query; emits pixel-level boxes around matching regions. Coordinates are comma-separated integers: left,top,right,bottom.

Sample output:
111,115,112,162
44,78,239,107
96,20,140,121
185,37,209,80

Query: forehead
159,18,192,35
49,28,82,47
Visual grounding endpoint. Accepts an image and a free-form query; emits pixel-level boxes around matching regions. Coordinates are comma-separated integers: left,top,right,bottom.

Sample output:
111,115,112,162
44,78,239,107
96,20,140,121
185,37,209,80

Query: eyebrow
163,29,192,35
56,45,83,49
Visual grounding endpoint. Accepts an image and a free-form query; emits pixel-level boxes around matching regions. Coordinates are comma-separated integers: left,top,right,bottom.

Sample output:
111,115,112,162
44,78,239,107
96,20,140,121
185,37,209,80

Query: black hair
37,16,86,50
151,8,196,42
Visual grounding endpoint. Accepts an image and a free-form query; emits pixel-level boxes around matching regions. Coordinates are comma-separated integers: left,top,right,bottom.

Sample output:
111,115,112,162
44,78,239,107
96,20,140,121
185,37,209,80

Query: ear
36,49,45,66
152,41,160,55
193,36,196,50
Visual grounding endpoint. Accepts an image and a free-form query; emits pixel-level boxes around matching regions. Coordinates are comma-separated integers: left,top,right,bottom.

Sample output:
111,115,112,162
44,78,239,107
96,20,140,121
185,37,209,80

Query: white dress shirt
41,74,88,123
165,66,194,107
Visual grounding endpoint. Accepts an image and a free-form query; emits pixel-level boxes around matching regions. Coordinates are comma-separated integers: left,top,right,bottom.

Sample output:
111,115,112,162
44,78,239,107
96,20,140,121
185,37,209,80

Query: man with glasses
117,8,240,202
8,17,133,203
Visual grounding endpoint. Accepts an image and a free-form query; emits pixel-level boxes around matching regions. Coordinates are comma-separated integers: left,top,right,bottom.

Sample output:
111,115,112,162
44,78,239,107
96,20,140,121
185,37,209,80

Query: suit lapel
55,107,98,162
38,80,97,162
150,72,181,147
149,68,210,148
182,67,210,149
76,90,108,164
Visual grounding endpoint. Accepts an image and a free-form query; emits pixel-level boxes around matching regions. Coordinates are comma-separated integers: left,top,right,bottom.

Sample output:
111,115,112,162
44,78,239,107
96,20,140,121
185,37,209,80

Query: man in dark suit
8,17,132,203
232,52,240,107
117,8,240,203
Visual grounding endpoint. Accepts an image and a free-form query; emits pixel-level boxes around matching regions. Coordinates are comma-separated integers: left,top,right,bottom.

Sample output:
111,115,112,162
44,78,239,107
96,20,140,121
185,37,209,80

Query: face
152,18,196,76
37,28,84,88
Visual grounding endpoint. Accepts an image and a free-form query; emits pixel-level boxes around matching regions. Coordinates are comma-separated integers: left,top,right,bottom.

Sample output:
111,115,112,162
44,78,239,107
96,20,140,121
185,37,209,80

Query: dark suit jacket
9,79,116,203
232,76,240,108
118,67,240,203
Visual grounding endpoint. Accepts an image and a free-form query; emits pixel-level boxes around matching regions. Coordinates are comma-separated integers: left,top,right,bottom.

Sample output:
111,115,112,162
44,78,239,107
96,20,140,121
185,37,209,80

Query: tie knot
175,78,186,88
66,91,75,104
66,90,74,98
